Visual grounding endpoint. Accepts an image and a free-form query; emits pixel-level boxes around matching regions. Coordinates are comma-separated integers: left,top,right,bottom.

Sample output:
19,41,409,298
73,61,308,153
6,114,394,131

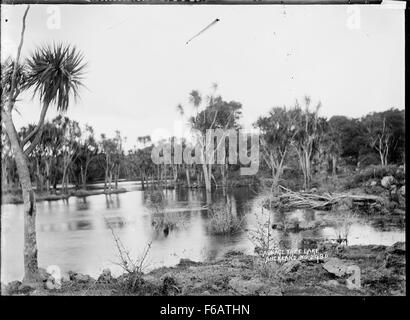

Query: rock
70,272,92,283
61,273,70,283
370,180,378,187
399,185,405,196
323,280,340,287
45,274,62,290
38,267,49,282
280,260,302,274
18,282,37,294
323,258,348,277
202,290,211,295
5,280,22,294
45,279,57,290
228,277,281,296
386,242,405,255
345,265,361,290
381,176,396,189
46,265,62,286
98,268,114,283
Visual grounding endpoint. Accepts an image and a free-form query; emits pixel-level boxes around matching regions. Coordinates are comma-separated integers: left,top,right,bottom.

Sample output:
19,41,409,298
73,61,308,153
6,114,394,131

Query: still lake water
1,183,405,283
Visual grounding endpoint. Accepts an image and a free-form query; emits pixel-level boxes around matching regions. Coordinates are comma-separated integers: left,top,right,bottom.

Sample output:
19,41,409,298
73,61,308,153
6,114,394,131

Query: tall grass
207,200,243,235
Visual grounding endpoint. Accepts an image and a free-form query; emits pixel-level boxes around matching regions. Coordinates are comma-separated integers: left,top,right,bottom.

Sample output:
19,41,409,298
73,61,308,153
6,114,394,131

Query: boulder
323,258,348,277
46,265,62,286
381,176,396,189
345,265,361,290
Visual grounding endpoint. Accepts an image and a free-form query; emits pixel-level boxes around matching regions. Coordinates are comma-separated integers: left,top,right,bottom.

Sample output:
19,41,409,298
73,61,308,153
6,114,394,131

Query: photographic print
0,0,406,300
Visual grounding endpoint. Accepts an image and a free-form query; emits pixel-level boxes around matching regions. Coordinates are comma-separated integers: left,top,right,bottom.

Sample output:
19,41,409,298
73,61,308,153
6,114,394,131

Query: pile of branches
266,186,385,211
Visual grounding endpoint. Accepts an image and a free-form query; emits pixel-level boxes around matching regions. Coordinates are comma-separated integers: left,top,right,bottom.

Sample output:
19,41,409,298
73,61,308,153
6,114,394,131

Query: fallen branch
267,185,385,211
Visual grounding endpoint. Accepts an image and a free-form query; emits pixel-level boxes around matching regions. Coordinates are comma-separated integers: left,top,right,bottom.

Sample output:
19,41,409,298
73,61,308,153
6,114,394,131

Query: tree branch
7,5,30,113
21,102,49,150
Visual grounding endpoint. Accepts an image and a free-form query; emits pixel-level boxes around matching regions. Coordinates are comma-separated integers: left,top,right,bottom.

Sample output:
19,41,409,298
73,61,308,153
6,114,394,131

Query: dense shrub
208,203,243,235
345,164,403,189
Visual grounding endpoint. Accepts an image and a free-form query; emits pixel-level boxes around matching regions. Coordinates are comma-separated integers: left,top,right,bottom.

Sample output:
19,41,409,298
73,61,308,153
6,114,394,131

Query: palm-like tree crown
25,44,86,111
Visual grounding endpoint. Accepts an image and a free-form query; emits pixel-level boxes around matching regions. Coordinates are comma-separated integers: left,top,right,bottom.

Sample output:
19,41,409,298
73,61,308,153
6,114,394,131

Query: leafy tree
292,97,325,190
255,106,298,189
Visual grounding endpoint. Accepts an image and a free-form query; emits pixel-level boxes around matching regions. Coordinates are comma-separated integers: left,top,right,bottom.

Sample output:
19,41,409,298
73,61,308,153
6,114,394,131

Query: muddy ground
2,242,405,296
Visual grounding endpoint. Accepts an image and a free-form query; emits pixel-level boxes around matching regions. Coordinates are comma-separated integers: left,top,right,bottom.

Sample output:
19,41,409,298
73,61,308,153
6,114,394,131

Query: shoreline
2,242,405,296
1,187,128,205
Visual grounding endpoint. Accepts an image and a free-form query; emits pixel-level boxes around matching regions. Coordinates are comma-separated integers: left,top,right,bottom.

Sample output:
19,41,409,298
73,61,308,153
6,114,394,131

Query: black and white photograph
0,0,406,299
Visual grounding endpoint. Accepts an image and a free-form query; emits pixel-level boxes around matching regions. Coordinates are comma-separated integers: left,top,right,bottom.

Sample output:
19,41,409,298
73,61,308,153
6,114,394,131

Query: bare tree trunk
2,110,39,282
81,166,86,189
141,173,145,190
202,163,212,204
45,159,51,192
61,166,67,194
332,155,337,176
172,165,178,187
114,166,119,189
185,167,191,188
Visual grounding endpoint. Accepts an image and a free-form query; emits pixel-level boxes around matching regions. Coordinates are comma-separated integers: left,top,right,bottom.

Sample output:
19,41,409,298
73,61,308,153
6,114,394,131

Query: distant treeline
1,93,404,194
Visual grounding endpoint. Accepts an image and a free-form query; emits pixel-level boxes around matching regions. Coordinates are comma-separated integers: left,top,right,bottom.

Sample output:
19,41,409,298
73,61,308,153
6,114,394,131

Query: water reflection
105,194,121,209
76,197,89,211
1,183,405,283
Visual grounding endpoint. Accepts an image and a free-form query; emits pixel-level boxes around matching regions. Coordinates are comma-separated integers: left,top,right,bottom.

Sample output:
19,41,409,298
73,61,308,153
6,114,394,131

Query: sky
1,3,405,150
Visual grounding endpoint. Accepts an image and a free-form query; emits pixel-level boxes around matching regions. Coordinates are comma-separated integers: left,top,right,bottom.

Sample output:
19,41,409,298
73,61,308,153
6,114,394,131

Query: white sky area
1,4,405,150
